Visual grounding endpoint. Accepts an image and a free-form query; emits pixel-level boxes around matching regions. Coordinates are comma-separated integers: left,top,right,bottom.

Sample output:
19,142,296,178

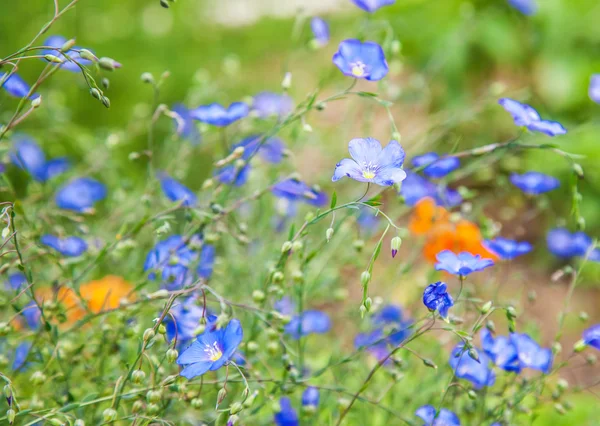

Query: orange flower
35,286,86,325
80,275,135,313
409,197,451,235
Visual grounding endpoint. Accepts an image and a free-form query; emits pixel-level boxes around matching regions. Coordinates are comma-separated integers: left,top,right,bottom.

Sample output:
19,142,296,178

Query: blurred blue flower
590,74,600,105
0,72,39,99
252,92,293,119
144,235,198,290
172,103,201,144
165,298,205,347
510,333,552,373
351,0,395,13
191,102,248,127
274,397,299,426
546,228,600,261
176,318,243,379
302,387,320,407
484,238,532,260
333,138,406,186
354,329,389,361
333,40,389,81
42,35,94,72
285,310,331,340
12,342,33,371
6,272,27,290
583,324,600,350
40,235,87,257
449,345,496,389
372,304,413,345
415,405,461,426
310,17,329,46
510,172,559,195
412,153,460,179
22,301,41,330
423,281,454,319
197,244,216,279
481,328,521,373
400,171,462,207
274,296,295,316
10,135,70,182
498,98,566,136
357,207,380,233
158,172,197,207
55,177,107,212
272,178,328,208
435,250,494,276
508,0,537,15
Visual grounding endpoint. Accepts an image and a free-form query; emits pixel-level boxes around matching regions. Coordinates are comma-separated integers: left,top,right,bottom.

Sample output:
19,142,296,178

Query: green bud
147,390,162,403
267,341,279,355
252,290,265,303
281,241,293,253
3,385,11,399
574,339,587,353
191,398,204,409
480,301,492,314
166,348,178,363
101,96,110,109
506,306,517,319
579,311,589,322
392,131,402,142
31,95,42,108
423,359,438,369
230,401,243,415
132,369,146,384
101,77,110,89
359,304,367,318
554,403,566,415
281,72,292,90
132,400,144,413
360,271,371,287
573,163,584,179
246,341,259,354
291,240,303,252
364,297,372,310
390,236,402,258
217,388,228,405
291,270,304,282
79,49,97,62
147,403,160,415
468,348,480,362
557,379,569,392
60,39,76,52
31,371,47,385
141,72,155,84
99,57,121,71
103,408,117,422
552,342,562,355
44,54,63,63
353,239,365,252
326,228,334,241
90,88,102,100
7,409,15,424
586,354,597,365
272,271,284,283
74,419,85,426
467,390,477,400
143,328,155,342
243,390,258,408
157,324,166,335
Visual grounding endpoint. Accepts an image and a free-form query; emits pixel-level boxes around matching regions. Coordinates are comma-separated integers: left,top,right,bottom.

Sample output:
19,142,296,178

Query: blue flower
172,104,201,144
197,244,216,279
55,177,107,212
510,333,553,373
481,328,521,373
284,310,331,340
176,318,243,379
356,207,380,233
302,387,320,407
310,17,329,46
274,296,295,316
484,238,532,260
333,138,406,186
415,405,461,426
40,235,87,257
372,304,413,345
435,250,494,277
12,342,33,371
191,102,248,127
351,0,395,13
508,0,537,15
272,179,328,208
354,329,390,361
498,98,566,136
252,92,293,119
165,297,205,347
10,135,70,182
546,228,600,261
333,40,389,81
42,35,94,72
6,272,27,290
22,301,41,330
144,235,198,290
400,171,462,207
0,72,39,99
158,172,197,207
583,324,600,350
510,172,559,195
423,282,454,319
449,345,496,389
412,153,460,179
274,397,299,426
590,74,600,105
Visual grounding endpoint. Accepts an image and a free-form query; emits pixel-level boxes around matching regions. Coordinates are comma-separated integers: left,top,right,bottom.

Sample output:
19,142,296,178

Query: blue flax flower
333,138,406,186
21,301,41,330
42,35,94,72
197,244,216,279
352,0,395,13
40,235,87,257
191,102,248,127
176,318,243,379
302,387,320,407
546,228,600,262
285,310,331,340
484,238,532,260
333,40,388,81
400,171,462,207
12,342,33,371
372,304,412,345
6,272,27,290
508,0,537,15
144,235,197,290
272,179,328,208
435,250,494,277
274,397,299,426
590,74,600,105
510,333,553,373
357,207,380,233
252,92,293,119
423,282,454,319
0,72,39,99
158,172,197,207
310,17,329,46
482,329,552,373
583,324,600,350
274,296,295,316
449,345,496,389
412,152,460,179
165,297,205,347
510,172,559,195
415,405,461,426
498,98,566,136
10,135,70,182
481,328,520,372
172,104,201,144
55,177,107,212
354,329,390,362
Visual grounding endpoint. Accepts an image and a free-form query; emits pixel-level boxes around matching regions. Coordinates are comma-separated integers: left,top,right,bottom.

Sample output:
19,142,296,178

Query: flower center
351,62,366,77
361,162,377,180
204,341,223,361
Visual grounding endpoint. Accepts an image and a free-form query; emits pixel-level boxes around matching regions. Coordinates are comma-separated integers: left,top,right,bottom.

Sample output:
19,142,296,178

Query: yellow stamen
362,171,375,179
351,65,365,77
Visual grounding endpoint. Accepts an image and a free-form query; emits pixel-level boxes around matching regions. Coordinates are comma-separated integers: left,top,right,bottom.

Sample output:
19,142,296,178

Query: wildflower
482,329,553,374
252,92,294,119
589,74,600,104
271,179,328,208
449,344,496,389
144,235,197,290
55,177,107,212
480,328,521,372
10,135,70,182
510,333,553,373
332,138,406,186
484,237,532,260
40,235,87,257
197,244,216,279
423,282,454,319
357,207,380,233
401,172,462,207
274,397,299,426
498,98,566,136
0,72,39,99
12,342,33,371
176,318,243,379
351,0,395,13
546,228,600,261
354,329,390,361
435,250,494,277
333,40,389,81
284,310,331,340
508,0,537,15
411,153,460,179
35,286,86,325
302,387,320,408
80,275,134,313
158,172,197,207
165,298,205,347
415,405,461,426
42,35,94,72
372,304,412,345
6,272,27,290
510,172,559,195
190,102,248,127
582,324,600,350
172,103,201,144
310,17,329,46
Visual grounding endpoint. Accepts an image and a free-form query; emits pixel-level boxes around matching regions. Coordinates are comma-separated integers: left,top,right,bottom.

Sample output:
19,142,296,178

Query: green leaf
81,393,99,403
59,403,80,412
330,191,337,209
357,91,378,98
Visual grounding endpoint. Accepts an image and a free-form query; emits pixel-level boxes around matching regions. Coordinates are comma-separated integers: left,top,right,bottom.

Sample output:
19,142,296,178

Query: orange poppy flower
409,197,451,235
80,275,135,313
35,286,86,325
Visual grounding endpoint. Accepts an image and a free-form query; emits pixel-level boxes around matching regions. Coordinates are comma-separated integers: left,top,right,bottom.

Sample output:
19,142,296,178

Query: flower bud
202,178,214,190
103,408,117,422
267,341,279,355
586,354,597,365
326,227,334,242
557,379,569,392
392,131,402,142
359,304,367,318
303,123,313,132
158,324,166,335
230,402,243,415
360,271,371,287
44,54,63,64
281,72,292,90
101,78,110,89
141,72,155,84
7,409,16,424
579,311,589,322
364,297,372,311
74,419,85,426
191,398,204,409
353,239,365,252
147,403,160,415
423,359,438,369
574,339,587,353
147,390,162,403
252,290,265,303
281,241,293,253
101,96,110,109
193,324,206,336
468,348,480,363
291,270,304,282
132,369,146,384
79,49,97,62
31,96,42,108
573,163,584,179
272,271,284,283
467,390,477,400
3,385,11,399
99,57,122,71
243,390,258,408
60,39,76,52
143,328,156,342
217,388,228,405
390,236,401,258
90,88,102,100
148,289,169,299
552,342,562,355
506,306,517,319
291,240,303,252
166,348,178,363
31,371,47,385
132,400,144,413
480,301,492,314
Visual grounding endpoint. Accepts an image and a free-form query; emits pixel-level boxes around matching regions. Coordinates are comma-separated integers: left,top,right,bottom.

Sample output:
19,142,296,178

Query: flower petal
348,137,382,165
332,158,365,182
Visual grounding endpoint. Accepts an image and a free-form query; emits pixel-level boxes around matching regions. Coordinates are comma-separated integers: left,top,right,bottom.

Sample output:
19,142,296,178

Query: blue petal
351,0,396,13
415,405,436,425
7,273,27,290
498,98,540,127
12,342,33,371
40,235,87,257
158,173,197,206
272,179,327,207
508,0,537,15
332,158,364,182
252,92,293,118
484,237,532,260
55,177,107,212
348,137,382,165
10,137,47,180
172,103,201,144
422,157,460,179
527,120,567,136
583,324,600,350
1,72,38,99
197,244,216,279
180,361,213,379
310,17,330,45
274,397,299,426
302,387,320,407
221,319,244,362
43,157,70,180
589,74,600,105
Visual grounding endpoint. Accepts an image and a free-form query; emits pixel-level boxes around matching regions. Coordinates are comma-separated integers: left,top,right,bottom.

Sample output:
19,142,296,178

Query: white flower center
204,341,223,361
351,62,366,77
361,162,377,180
